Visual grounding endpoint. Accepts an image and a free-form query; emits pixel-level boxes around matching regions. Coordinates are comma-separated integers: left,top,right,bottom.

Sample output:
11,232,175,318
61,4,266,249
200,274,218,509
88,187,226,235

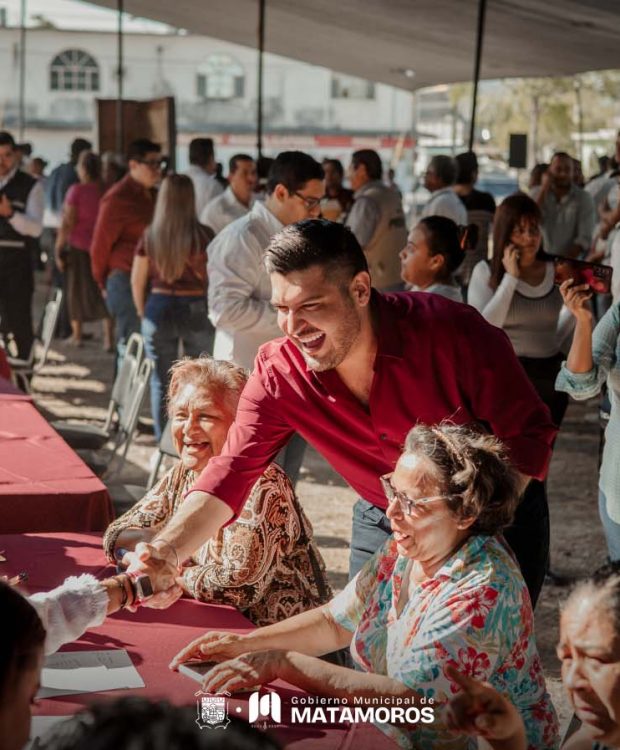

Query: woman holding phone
557,280,620,561
468,192,574,427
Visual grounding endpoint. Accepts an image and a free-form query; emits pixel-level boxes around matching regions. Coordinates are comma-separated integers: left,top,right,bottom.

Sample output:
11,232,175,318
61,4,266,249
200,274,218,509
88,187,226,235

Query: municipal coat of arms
195,690,231,730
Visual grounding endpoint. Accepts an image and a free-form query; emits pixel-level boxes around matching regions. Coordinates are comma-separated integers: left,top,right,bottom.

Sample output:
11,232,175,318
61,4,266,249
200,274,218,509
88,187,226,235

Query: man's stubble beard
301,306,362,373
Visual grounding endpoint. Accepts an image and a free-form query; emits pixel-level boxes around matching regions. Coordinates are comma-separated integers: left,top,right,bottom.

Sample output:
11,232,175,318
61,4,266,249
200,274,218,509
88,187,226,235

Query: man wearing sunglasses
345,149,407,292
91,138,162,364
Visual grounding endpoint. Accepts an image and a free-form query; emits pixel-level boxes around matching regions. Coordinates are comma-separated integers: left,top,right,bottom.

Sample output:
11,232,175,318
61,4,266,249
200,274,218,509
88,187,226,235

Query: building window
331,75,375,100
196,54,245,100
50,49,100,92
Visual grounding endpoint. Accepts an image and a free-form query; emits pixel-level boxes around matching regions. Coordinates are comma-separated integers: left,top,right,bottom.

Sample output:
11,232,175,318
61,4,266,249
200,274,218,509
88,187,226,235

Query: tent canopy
84,0,620,90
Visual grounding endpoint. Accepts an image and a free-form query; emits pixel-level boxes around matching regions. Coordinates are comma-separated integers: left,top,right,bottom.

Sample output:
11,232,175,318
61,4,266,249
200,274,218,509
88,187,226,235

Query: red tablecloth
0,402,113,533
1,533,396,749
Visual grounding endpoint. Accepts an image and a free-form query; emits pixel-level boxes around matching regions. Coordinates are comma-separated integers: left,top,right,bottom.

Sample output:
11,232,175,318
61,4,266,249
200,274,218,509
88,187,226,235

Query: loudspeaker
508,134,527,169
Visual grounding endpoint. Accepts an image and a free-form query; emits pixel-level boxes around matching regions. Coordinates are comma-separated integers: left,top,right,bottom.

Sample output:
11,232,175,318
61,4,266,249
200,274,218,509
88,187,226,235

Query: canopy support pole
257,0,265,159
116,0,124,156
18,0,26,141
468,0,487,151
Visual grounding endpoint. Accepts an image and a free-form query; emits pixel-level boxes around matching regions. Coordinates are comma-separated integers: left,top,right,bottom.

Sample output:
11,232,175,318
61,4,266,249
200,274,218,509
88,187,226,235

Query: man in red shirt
91,139,161,361
129,220,556,606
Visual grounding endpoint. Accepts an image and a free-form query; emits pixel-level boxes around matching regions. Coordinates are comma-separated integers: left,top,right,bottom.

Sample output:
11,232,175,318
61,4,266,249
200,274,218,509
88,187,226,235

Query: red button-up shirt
192,291,557,516
90,174,155,288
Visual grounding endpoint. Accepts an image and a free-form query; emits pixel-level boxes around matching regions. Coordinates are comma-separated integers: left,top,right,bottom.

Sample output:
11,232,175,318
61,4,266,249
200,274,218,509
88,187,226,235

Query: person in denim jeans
132,174,214,439
91,138,161,367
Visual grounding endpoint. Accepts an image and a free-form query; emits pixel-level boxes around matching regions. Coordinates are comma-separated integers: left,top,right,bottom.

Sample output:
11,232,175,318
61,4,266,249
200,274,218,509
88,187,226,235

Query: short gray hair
167,356,248,417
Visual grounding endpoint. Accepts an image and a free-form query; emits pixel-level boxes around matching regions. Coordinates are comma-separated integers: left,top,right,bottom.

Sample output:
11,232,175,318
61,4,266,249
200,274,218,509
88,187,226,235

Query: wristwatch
126,572,154,602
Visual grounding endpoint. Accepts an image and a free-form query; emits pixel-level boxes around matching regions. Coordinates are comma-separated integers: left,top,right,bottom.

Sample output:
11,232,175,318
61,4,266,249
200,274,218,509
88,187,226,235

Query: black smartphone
178,661,219,685
553,256,613,295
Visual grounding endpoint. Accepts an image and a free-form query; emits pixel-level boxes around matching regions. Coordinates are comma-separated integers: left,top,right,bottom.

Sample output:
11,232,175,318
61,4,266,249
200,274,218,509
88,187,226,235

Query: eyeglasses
138,158,166,169
293,191,324,210
380,473,455,515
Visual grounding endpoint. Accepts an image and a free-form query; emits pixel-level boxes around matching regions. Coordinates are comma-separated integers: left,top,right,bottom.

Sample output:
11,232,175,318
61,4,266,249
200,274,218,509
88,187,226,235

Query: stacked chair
52,333,154,480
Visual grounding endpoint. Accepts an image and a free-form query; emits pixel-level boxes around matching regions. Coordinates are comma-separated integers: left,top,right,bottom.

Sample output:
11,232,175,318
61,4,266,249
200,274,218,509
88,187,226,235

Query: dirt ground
29,280,606,734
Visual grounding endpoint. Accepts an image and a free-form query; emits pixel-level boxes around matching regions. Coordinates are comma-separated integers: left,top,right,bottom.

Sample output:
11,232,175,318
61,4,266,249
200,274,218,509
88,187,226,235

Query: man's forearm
155,491,233,562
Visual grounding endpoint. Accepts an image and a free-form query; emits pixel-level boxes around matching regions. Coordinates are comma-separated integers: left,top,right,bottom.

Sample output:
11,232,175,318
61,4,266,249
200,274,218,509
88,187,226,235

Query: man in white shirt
0,130,44,359
184,138,224,217
208,151,323,371
422,155,468,226
200,154,257,234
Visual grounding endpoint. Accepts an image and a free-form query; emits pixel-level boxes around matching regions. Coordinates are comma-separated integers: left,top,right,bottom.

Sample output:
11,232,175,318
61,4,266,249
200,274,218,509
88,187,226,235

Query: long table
1,533,397,749
0,398,113,533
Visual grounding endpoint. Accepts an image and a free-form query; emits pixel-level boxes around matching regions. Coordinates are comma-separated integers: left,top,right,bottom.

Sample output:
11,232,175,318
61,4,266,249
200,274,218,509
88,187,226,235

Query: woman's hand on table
169,631,248,669
199,650,285,694
559,279,592,324
444,666,526,749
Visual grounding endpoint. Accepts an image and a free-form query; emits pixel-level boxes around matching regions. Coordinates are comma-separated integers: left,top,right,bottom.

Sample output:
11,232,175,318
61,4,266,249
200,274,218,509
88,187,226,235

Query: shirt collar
0,166,19,189
372,290,405,359
430,187,456,199
419,534,491,584
354,179,384,198
251,198,284,234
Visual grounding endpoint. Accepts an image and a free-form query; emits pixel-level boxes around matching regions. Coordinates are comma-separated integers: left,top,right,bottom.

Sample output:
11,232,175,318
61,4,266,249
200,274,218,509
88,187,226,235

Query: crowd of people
3,126,620,749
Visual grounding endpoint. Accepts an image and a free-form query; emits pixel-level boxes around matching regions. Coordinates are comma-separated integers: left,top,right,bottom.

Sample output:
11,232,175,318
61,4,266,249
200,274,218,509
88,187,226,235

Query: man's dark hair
189,137,215,167
127,138,161,163
38,697,282,750
455,151,478,185
429,155,458,186
351,149,382,181
0,131,16,149
70,138,92,163
1,581,46,700
322,158,344,178
229,153,254,173
551,151,572,163
266,151,323,196
264,219,368,286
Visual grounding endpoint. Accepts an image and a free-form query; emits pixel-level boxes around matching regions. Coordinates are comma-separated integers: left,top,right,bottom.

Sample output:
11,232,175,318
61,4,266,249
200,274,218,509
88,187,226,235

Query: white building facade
0,26,415,172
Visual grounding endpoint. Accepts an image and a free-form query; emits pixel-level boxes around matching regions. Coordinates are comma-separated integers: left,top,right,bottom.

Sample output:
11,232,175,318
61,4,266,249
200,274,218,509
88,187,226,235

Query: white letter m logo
248,691,281,723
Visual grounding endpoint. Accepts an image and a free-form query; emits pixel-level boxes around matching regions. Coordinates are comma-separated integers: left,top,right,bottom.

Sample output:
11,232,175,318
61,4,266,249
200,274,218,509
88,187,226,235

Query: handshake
121,540,184,610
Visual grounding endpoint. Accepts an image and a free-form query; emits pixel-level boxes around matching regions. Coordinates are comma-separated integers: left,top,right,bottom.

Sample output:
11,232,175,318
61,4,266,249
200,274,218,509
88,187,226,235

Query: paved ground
29,281,606,733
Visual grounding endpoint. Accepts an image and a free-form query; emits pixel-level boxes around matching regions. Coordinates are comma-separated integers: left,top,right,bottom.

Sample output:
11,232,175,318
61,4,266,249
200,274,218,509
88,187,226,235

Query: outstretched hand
444,665,526,747
123,541,181,609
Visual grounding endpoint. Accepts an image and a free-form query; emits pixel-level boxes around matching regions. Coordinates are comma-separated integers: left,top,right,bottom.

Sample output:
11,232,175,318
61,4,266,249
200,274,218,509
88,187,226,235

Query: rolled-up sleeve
556,303,620,400
10,180,44,237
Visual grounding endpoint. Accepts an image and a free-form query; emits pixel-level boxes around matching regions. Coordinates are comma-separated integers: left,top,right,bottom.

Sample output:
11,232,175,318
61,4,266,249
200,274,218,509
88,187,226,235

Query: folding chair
78,357,154,480
8,289,63,392
106,420,179,516
52,333,145,450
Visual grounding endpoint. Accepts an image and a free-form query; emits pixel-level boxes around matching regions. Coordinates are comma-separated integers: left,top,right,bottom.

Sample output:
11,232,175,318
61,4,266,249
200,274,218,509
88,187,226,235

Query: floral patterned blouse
103,462,332,626
328,534,559,750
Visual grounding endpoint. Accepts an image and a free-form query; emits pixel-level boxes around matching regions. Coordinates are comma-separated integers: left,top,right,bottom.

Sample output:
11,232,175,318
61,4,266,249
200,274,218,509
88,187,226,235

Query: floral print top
328,534,559,750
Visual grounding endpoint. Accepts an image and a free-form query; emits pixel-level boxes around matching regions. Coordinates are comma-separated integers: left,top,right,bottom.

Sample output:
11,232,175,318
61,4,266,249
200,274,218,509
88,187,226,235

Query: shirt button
380,433,387,441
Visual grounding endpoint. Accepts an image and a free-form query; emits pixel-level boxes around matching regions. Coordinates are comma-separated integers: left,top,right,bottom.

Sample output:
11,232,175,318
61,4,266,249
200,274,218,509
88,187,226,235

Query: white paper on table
38,649,144,698
26,716,70,749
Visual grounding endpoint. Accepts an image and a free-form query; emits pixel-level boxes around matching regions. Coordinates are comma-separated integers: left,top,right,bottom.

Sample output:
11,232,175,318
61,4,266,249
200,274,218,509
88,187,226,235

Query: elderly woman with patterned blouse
170,423,558,750
103,356,331,626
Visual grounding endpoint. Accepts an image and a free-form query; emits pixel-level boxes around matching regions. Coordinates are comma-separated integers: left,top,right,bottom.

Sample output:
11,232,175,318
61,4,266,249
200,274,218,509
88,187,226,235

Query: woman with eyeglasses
131,173,215,440
169,423,558,750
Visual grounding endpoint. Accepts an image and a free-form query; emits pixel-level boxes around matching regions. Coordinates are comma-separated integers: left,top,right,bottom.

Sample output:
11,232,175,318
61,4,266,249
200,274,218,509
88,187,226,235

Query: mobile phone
553,256,613,295
178,661,219,684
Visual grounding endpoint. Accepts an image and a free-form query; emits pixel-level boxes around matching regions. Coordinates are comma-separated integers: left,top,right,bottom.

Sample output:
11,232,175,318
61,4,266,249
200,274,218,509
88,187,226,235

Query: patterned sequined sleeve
102,466,180,562
181,465,303,608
